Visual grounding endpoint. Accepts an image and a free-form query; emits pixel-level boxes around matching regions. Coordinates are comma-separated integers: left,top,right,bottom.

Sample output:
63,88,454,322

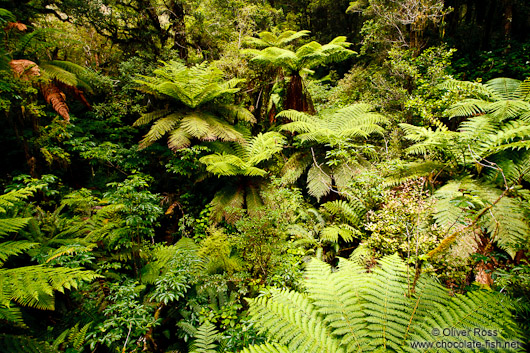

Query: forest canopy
0,0,529,352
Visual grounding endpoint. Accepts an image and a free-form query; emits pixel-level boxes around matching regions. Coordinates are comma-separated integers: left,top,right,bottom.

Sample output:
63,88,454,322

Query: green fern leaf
307,164,332,201
0,240,37,265
189,322,219,353
0,265,100,310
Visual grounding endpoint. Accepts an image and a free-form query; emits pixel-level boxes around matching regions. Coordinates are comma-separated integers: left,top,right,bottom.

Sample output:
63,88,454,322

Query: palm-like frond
248,288,344,353
306,163,332,201
135,61,252,149
210,183,246,223
280,104,388,144
280,151,312,185
0,217,33,236
244,30,310,49
321,199,366,226
40,61,92,93
244,36,355,74
244,46,299,71
199,132,285,177
441,77,530,122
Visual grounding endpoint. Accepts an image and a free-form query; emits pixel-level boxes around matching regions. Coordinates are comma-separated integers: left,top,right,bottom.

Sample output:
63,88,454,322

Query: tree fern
244,34,354,112
199,132,285,222
134,61,253,150
278,105,387,200
244,30,310,49
243,255,523,353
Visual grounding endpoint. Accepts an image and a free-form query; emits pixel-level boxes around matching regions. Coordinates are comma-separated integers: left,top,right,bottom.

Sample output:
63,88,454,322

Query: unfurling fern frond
244,255,523,353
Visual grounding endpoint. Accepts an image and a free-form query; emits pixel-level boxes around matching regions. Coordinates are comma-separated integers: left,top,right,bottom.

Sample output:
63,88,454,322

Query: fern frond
248,288,344,353
243,254,523,353
133,109,171,126
0,265,100,310
246,132,286,165
139,113,181,148
189,322,219,353
281,152,312,185
210,184,245,223
445,98,490,118
44,243,96,264
216,103,256,124
485,77,522,100
247,47,298,71
0,240,37,265
0,307,25,327
438,79,495,99
304,258,370,351
240,343,291,353
320,224,358,242
307,164,332,201
321,199,366,226
0,217,32,236
168,128,192,150
432,179,529,256
0,187,35,213
200,153,248,176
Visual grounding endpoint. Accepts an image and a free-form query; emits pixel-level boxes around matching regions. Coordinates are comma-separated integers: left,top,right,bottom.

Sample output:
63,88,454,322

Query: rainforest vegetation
1,0,530,352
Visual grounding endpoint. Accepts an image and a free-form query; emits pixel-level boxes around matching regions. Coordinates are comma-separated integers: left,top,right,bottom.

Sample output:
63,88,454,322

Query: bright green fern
242,254,523,353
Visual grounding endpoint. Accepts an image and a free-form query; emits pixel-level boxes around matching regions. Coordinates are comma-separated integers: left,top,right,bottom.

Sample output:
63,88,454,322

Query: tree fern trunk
285,73,314,114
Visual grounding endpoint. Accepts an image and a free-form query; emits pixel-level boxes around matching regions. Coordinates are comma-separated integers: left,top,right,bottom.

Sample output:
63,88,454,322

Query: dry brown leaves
41,84,70,122
10,60,71,121
9,59,41,79
5,22,27,31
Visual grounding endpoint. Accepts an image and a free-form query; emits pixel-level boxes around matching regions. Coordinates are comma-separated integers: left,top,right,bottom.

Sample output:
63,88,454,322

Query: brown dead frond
9,59,40,80
41,84,70,122
5,22,27,31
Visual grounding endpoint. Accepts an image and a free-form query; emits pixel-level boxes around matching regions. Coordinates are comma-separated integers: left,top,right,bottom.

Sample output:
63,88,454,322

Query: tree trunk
285,73,315,114
168,0,188,60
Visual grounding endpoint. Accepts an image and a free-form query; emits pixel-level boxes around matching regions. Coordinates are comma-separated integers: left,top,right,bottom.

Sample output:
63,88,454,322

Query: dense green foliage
0,1,529,352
